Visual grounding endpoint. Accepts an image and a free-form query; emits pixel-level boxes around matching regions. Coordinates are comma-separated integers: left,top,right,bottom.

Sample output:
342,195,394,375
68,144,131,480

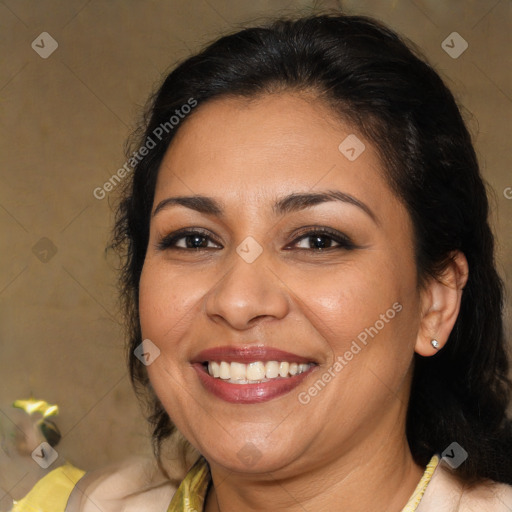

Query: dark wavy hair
111,13,512,484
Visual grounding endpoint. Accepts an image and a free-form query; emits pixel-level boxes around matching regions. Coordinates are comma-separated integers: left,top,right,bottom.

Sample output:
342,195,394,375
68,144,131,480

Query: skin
139,92,468,511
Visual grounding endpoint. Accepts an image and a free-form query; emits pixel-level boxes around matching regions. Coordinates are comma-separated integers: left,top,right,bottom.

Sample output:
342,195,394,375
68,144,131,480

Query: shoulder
65,455,178,511
460,479,512,512
418,462,512,512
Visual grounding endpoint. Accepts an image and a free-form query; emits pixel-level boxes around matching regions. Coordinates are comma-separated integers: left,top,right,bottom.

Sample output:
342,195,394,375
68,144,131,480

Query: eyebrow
153,190,378,224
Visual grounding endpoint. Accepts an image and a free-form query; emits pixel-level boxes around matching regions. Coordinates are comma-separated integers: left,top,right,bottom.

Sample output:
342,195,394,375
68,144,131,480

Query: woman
12,12,512,512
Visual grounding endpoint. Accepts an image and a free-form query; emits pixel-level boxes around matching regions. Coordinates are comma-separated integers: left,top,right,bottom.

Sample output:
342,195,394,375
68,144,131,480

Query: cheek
296,268,399,339
138,276,186,382
138,259,207,343
137,261,201,419
292,266,419,425
292,256,419,376
139,263,173,340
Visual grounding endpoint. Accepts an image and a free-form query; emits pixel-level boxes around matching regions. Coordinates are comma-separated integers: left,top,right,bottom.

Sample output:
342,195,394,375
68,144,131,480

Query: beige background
1,0,511,506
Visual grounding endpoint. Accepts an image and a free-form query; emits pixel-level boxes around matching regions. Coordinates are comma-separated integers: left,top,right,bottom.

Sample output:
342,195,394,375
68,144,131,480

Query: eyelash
156,226,356,252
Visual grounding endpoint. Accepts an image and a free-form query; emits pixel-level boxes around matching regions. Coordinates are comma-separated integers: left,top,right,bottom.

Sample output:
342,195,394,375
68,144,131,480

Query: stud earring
431,339,440,349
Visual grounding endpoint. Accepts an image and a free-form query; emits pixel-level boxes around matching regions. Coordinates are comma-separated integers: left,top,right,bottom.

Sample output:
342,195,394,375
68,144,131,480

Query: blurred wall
1,0,510,506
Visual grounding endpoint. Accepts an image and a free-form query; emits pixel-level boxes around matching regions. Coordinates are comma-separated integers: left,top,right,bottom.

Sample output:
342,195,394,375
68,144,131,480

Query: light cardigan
11,454,512,511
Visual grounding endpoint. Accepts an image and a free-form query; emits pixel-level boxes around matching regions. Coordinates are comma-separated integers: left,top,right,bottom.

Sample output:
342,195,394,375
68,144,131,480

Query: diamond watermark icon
338,134,365,161
31,32,59,59
134,339,161,366
32,237,58,263
236,236,263,263
441,441,468,469
31,442,58,469
237,442,262,467
441,32,468,59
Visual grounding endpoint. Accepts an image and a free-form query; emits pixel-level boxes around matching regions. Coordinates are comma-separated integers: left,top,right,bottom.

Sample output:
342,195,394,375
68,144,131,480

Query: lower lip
193,364,315,404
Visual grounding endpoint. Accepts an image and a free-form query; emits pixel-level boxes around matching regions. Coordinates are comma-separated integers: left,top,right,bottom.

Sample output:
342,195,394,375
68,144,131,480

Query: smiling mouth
203,361,315,384
192,345,318,403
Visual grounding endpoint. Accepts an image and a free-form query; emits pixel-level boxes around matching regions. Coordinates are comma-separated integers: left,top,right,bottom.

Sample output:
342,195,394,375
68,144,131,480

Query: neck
204,422,424,512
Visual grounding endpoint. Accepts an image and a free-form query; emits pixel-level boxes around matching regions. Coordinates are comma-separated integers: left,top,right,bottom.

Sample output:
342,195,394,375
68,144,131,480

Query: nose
204,251,290,330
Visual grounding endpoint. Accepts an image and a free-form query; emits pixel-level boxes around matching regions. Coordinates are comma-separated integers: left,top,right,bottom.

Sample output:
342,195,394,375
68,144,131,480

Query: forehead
154,92,390,210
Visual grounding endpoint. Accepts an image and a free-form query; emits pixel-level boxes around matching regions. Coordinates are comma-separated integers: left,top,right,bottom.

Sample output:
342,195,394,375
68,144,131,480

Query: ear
415,251,469,356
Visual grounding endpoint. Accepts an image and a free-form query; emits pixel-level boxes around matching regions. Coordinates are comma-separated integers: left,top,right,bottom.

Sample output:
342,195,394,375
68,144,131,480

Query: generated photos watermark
93,97,197,200
298,301,403,405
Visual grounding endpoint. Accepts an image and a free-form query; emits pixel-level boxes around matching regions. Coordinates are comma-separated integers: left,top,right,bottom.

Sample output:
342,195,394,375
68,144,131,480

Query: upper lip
192,345,315,364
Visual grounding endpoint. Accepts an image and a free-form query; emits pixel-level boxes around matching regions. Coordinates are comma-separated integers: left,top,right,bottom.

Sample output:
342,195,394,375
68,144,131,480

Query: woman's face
139,93,422,475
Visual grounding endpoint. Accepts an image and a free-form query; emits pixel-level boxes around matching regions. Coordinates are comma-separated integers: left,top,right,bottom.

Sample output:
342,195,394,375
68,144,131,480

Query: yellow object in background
10,464,85,512
12,399,59,418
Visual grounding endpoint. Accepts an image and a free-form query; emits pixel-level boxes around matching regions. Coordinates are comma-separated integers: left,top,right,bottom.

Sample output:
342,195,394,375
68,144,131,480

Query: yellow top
11,455,440,511
401,455,440,511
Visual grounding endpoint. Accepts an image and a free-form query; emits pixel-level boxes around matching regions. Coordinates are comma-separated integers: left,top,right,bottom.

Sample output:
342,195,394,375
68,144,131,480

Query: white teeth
219,361,230,380
247,361,266,381
230,362,246,381
299,363,309,373
209,361,220,378
265,361,279,379
205,360,313,382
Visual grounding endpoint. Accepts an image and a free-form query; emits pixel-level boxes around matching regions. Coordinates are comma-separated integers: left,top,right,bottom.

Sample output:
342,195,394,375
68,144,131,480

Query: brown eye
157,229,222,251
295,234,340,250
179,234,210,249
288,227,356,251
